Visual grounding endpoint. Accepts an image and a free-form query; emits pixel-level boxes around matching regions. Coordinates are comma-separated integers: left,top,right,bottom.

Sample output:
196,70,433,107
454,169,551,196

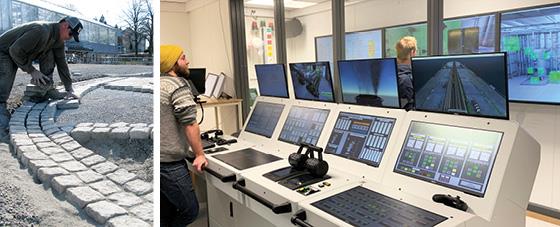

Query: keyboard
312,186,447,227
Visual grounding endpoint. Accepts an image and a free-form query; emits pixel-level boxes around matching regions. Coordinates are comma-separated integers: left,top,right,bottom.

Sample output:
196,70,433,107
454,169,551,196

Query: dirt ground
0,142,96,227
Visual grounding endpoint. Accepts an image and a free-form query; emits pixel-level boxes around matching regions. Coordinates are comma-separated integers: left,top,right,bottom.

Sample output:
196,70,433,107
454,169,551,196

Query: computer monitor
289,62,335,102
325,112,396,167
338,58,400,108
255,64,289,98
412,53,509,119
212,73,226,98
204,73,219,97
278,106,329,145
188,68,206,94
501,4,560,104
394,121,503,197
244,102,285,138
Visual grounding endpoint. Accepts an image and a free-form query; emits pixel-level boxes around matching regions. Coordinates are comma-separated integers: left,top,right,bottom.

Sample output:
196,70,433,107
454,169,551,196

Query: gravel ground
57,88,153,182
6,64,153,111
56,88,153,125
0,143,95,227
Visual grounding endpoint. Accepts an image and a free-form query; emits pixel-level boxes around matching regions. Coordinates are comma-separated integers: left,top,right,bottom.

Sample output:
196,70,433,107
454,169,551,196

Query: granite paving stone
75,170,105,183
90,180,122,195
52,175,83,194
66,186,105,209
85,201,128,224
106,169,136,185
37,167,69,183
124,179,152,196
107,192,143,207
60,161,88,172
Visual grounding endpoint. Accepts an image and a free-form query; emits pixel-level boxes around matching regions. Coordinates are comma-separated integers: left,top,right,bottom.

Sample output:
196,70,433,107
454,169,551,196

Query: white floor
527,216,560,227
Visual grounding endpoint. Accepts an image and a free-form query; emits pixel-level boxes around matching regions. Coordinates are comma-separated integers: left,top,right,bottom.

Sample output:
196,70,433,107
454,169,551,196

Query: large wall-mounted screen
384,23,428,57
315,29,383,72
443,15,496,55
394,121,503,197
501,5,560,104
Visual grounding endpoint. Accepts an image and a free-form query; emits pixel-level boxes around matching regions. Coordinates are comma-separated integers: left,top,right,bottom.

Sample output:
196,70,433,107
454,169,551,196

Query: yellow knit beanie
160,45,183,73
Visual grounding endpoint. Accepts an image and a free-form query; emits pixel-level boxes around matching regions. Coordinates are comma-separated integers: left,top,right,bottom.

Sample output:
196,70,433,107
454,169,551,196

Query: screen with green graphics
501,5,560,104
394,121,503,197
385,23,428,57
443,15,496,55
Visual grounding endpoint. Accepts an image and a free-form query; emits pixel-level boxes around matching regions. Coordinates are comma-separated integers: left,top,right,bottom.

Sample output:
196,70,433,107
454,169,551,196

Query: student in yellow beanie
160,44,207,226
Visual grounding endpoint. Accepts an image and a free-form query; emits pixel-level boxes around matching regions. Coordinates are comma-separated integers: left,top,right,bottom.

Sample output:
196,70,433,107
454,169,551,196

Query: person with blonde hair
395,36,417,110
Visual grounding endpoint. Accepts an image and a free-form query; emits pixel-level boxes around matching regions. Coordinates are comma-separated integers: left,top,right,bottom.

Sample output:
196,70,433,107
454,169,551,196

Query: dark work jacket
0,22,72,91
397,64,414,110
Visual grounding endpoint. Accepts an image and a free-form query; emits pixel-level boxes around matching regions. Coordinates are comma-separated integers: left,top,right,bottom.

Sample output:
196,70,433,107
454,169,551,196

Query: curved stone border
71,122,154,142
102,84,153,94
8,79,153,226
103,72,152,78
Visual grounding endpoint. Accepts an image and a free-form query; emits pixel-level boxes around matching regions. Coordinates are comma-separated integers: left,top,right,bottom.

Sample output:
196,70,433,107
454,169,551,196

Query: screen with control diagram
325,112,395,167
245,102,285,138
394,121,503,197
278,106,329,145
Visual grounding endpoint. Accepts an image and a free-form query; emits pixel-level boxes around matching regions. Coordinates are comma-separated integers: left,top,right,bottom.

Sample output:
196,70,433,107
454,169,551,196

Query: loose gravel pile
0,182,42,226
56,88,153,125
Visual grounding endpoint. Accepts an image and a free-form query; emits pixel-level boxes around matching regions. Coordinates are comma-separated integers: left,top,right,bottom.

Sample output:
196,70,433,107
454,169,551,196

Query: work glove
30,70,49,85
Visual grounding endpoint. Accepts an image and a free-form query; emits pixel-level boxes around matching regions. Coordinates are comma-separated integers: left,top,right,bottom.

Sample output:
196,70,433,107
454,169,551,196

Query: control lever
288,143,311,170
432,194,468,211
291,210,314,227
304,145,329,177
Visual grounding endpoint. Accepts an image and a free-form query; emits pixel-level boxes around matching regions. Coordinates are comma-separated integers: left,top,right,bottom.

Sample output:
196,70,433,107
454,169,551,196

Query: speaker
285,18,303,38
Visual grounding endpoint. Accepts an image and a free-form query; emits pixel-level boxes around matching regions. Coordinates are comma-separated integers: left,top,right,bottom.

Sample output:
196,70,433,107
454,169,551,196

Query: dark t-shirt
397,64,414,110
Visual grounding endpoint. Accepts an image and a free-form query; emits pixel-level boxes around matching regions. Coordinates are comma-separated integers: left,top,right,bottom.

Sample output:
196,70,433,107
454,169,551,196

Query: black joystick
288,143,311,170
432,194,468,211
304,145,328,177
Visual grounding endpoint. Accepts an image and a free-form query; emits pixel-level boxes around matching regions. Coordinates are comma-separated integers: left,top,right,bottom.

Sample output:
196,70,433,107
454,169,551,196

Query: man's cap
160,45,183,73
60,16,83,42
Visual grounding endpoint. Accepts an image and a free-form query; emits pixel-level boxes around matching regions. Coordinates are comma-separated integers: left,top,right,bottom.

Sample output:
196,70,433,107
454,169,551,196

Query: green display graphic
384,23,428,57
443,15,496,54
501,4,560,104
502,36,520,52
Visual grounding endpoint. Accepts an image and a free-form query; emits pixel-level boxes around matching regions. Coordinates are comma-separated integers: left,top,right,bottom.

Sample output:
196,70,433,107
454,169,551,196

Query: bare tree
140,0,153,55
122,0,146,56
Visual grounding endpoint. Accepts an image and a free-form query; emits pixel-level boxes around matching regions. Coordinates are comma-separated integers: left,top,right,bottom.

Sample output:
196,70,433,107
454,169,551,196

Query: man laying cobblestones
0,16,81,139
160,44,208,226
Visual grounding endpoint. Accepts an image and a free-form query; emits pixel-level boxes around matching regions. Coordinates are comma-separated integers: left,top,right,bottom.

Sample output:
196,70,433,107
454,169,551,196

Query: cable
198,101,204,125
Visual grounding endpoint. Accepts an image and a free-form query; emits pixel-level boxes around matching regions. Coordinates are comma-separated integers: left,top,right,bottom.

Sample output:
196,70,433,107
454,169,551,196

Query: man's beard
173,64,190,78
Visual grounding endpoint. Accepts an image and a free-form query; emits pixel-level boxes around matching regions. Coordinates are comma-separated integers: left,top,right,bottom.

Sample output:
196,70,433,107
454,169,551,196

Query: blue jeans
160,160,199,227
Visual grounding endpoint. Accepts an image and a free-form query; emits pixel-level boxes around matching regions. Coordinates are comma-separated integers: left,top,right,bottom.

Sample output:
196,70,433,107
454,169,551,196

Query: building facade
0,0,123,62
